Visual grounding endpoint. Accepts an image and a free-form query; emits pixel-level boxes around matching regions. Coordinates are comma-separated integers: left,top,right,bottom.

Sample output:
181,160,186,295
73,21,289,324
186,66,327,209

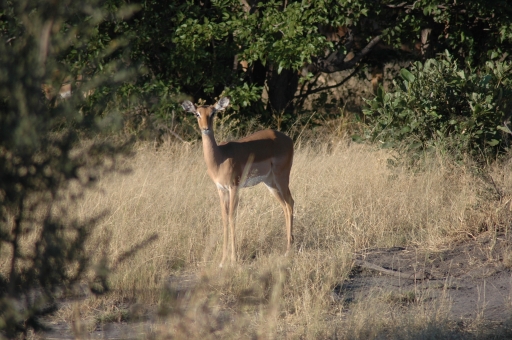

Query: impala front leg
218,188,229,267
228,187,239,263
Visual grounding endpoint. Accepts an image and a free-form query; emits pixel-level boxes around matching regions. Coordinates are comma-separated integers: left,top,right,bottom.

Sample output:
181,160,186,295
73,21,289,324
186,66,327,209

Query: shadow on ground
43,231,512,339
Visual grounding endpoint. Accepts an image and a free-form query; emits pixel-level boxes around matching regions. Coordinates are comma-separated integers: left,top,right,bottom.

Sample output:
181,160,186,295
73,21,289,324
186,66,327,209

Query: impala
182,97,294,267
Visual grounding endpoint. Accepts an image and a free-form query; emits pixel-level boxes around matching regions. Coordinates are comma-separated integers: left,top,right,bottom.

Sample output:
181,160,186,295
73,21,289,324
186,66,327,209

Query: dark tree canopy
99,0,512,125
3,1,510,127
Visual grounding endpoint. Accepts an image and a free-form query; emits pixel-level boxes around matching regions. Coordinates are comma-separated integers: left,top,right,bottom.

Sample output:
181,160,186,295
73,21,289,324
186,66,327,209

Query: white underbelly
215,173,268,190
215,163,272,190
241,173,268,188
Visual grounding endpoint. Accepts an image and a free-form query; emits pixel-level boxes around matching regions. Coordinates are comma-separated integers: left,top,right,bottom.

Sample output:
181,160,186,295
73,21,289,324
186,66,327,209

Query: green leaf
497,125,512,134
400,69,415,83
472,104,483,114
486,139,500,146
377,86,384,99
400,126,410,134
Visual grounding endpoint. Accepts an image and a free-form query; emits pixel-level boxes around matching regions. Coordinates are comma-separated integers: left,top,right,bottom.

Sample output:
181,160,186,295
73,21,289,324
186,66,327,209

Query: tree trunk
421,28,433,59
266,67,299,114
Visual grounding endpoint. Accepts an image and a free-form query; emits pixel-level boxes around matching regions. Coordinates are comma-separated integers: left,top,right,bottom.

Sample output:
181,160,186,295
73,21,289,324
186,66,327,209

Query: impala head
182,97,230,135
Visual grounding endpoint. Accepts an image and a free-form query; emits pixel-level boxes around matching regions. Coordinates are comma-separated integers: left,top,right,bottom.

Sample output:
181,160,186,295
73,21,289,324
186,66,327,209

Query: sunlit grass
12,138,512,339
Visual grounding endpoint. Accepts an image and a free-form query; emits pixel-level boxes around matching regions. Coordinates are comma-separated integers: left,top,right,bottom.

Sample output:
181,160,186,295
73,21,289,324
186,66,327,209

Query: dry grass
18,138,512,338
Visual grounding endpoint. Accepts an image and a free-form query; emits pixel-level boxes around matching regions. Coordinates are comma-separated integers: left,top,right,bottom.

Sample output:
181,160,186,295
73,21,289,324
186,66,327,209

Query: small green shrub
363,51,512,161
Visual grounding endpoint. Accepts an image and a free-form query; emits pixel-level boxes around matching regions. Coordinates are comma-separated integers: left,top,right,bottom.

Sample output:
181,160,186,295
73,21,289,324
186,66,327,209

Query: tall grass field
4,136,512,339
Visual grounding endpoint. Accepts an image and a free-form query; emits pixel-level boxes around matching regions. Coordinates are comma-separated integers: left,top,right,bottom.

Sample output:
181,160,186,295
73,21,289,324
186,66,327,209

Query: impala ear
181,100,196,113
214,97,230,112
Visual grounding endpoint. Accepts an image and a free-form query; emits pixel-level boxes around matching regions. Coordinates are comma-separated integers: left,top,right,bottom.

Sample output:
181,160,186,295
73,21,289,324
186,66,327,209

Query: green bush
363,52,512,161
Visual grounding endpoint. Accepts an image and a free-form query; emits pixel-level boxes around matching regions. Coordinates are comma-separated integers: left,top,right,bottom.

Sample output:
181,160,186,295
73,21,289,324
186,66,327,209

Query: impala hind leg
281,186,294,255
265,182,294,255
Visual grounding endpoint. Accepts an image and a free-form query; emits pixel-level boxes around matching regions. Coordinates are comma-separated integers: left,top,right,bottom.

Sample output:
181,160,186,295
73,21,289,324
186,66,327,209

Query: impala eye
195,113,200,118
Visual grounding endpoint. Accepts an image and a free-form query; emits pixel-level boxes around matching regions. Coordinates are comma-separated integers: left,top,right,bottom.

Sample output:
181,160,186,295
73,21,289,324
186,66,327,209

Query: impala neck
201,130,223,171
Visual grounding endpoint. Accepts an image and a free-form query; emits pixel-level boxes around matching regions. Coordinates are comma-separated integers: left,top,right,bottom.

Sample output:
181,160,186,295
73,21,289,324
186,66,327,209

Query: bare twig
354,260,427,280
168,129,188,143
487,174,504,200
314,35,382,73
294,65,362,99
386,2,407,8
39,19,54,66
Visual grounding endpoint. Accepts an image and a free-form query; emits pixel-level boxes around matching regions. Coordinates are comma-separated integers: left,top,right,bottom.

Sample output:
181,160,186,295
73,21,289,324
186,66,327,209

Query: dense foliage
106,0,512,128
5,0,507,135
6,0,489,133
363,52,512,160
0,0,136,337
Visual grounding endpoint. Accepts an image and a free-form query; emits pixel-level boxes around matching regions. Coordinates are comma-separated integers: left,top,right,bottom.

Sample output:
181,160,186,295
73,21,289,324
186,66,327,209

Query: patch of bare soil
337,231,512,322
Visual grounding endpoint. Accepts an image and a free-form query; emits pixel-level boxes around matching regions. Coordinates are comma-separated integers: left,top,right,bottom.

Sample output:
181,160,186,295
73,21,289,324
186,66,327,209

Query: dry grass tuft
10,138,512,338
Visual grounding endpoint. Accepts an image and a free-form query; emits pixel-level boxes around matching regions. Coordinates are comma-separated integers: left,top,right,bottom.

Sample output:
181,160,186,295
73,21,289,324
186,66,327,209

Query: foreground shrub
0,0,136,337
363,51,512,161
